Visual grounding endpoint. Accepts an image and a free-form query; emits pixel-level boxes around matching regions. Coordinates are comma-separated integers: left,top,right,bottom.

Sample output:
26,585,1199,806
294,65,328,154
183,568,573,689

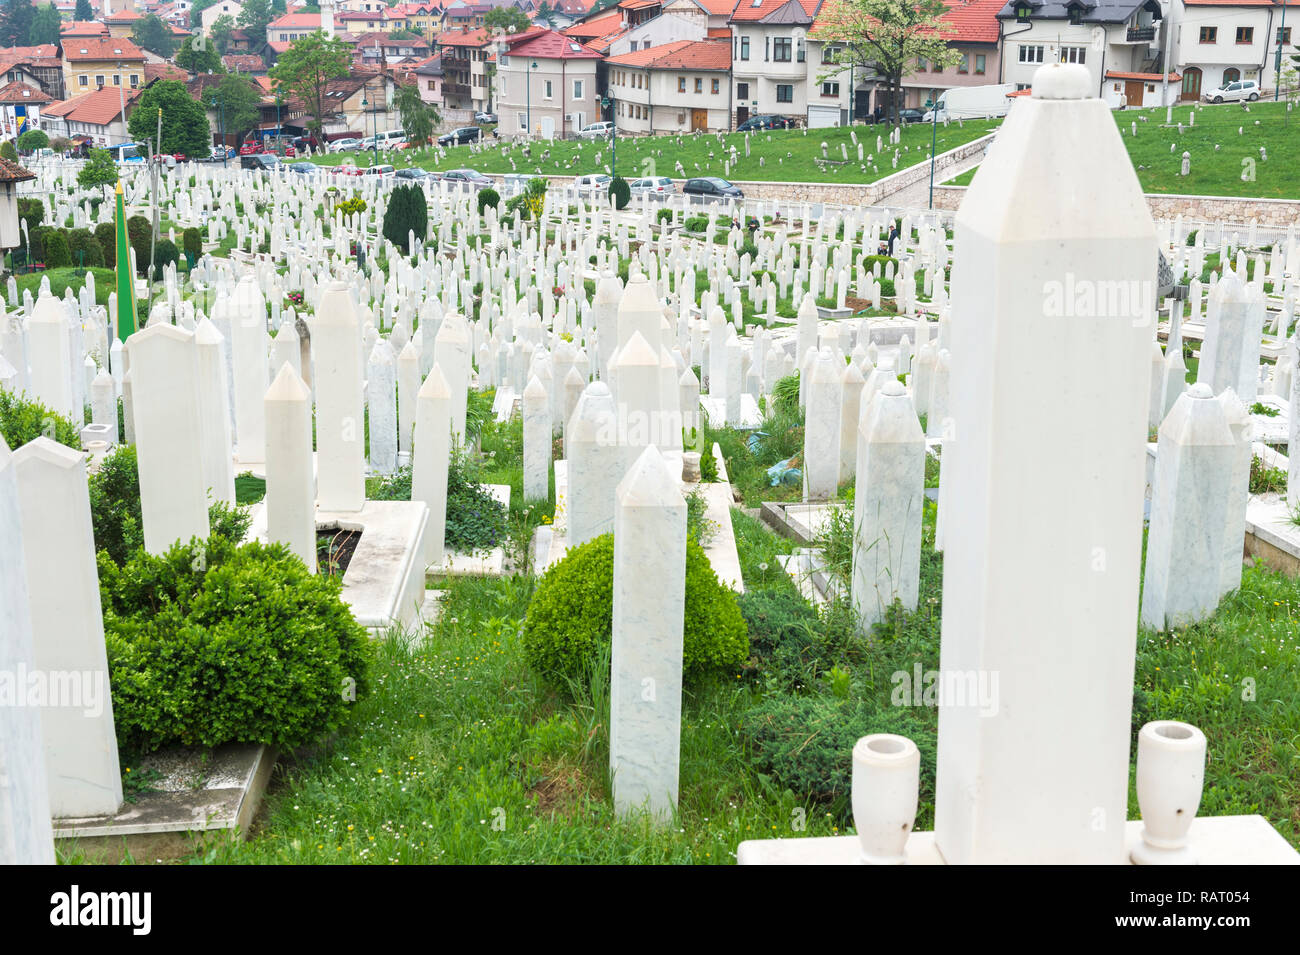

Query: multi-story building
894,0,1005,111
0,46,66,100
728,0,820,127
40,85,143,148
101,10,146,39
267,13,324,47
200,0,245,35
61,37,147,97
391,3,444,37
438,27,497,111
409,54,444,104
497,27,602,136
1169,0,1289,100
605,38,731,133
356,34,432,65
996,0,1178,107
338,9,402,33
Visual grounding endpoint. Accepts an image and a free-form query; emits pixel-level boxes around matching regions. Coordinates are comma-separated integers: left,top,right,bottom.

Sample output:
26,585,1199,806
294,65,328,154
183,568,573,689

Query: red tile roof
43,86,143,126
1184,0,1276,5
563,9,622,37
268,13,322,28
694,0,737,13
438,27,492,46
730,0,818,23
937,0,1004,44
506,27,603,58
1106,70,1181,81
0,81,52,104
101,9,144,20
144,62,188,82
706,26,731,37
61,37,146,61
605,38,730,69
61,20,110,36
223,53,267,72
0,157,36,183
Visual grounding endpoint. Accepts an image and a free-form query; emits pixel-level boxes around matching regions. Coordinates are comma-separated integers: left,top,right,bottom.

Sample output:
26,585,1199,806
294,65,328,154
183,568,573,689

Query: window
95,74,105,86
957,52,969,73
1279,27,1293,44
427,79,436,90
573,79,583,99
1235,27,1253,44
499,54,509,66
711,78,719,94
797,37,804,63
695,77,702,93
113,74,121,85
679,76,686,92
1199,26,1217,43
78,75,88,87
1068,6,1082,24
975,53,986,75
1223,67,1240,83
1060,46,1086,64
776,84,793,103
1018,45,1044,64
822,45,839,64
737,81,749,99
774,37,791,62
740,37,749,61
544,80,552,98
1015,3,1031,22
519,112,527,129
917,56,928,71
821,81,839,96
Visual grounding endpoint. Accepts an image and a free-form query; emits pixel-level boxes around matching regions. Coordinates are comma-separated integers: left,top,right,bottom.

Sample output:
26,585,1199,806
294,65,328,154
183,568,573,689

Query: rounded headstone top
881,379,906,398
1031,63,1091,101
1188,382,1214,399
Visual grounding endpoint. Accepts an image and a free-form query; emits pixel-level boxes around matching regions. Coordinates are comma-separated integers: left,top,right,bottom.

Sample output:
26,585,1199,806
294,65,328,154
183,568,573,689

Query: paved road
875,143,988,211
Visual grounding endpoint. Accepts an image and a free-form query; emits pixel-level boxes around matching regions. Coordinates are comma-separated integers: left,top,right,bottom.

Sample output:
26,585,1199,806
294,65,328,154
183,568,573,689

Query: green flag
114,179,137,341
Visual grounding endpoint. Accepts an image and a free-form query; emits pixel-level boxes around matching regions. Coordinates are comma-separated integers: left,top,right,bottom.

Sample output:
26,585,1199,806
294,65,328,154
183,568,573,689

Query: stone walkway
875,143,988,211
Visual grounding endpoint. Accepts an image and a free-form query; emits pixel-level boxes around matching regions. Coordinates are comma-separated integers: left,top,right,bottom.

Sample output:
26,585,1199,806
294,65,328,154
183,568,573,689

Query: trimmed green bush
127,215,151,275
41,229,72,268
17,129,48,153
95,222,117,267
521,532,748,685
17,197,44,234
100,534,372,754
0,140,17,162
153,237,180,272
608,175,630,210
477,187,500,215
0,390,81,451
656,208,673,225
67,228,105,268
683,215,708,232
382,184,427,253
182,226,202,260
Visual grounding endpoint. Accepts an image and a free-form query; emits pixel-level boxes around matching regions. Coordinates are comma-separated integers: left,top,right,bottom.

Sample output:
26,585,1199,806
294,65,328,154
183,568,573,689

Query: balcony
1125,26,1157,43
444,83,470,98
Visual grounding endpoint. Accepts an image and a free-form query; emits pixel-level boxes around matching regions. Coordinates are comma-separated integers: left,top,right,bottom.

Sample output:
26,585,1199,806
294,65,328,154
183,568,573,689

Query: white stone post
397,340,420,456
314,282,365,512
367,339,397,475
934,64,1155,864
194,317,236,505
230,274,269,466
433,312,471,443
1199,269,1264,404
568,381,623,547
804,348,840,499
264,363,317,573
610,444,686,823
523,375,551,503
27,292,75,422
412,364,452,566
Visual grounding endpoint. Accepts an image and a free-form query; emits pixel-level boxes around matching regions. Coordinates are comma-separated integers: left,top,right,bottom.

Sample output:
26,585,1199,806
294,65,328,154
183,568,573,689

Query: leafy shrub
153,238,180,272
95,222,117,267
684,215,708,232
182,227,202,260
477,187,500,214
338,196,367,218
879,279,896,298
521,532,748,685
100,535,372,754
608,175,630,210
127,215,151,275
657,208,673,225
67,228,105,268
17,129,48,153
41,229,72,268
17,197,44,233
1250,455,1287,495
382,183,427,253
0,390,81,450
772,372,800,417
88,444,250,564
522,177,548,219
699,446,719,483
370,451,507,552
739,240,758,261
0,140,16,162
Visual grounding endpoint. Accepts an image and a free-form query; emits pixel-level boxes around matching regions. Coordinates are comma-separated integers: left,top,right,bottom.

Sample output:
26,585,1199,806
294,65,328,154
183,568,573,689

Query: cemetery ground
944,100,1300,198
301,119,1002,186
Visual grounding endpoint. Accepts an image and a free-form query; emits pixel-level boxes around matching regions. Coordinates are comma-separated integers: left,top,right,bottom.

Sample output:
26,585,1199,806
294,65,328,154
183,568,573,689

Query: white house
997,0,1181,108
605,38,733,133
607,14,707,56
201,0,245,34
728,0,822,127
1169,0,1290,100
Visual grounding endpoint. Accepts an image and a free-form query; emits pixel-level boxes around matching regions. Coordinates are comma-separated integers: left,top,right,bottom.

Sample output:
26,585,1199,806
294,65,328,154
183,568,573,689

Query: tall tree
813,0,960,125
269,32,352,135
0,0,36,47
132,14,181,58
535,2,557,28
483,5,531,35
209,14,237,54
29,2,59,44
77,148,118,198
176,34,225,73
210,72,262,142
238,0,275,43
74,0,93,19
128,80,212,157
394,82,439,146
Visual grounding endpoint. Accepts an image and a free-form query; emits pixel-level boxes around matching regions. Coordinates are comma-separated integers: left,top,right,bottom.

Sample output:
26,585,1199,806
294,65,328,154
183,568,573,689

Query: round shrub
127,215,151,275
0,389,80,451
99,534,372,754
182,226,202,260
153,237,180,272
521,532,748,685
607,175,630,210
95,222,117,267
67,228,105,268
477,187,499,215
41,229,72,268
17,128,48,153
656,208,673,225
0,140,17,162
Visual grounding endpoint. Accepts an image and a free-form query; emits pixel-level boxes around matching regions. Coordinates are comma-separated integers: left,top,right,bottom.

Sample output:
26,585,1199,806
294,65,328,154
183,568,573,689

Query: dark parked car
898,109,925,123
441,168,494,189
240,153,281,171
287,161,318,175
394,167,429,180
683,176,744,201
736,114,796,132
438,126,482,146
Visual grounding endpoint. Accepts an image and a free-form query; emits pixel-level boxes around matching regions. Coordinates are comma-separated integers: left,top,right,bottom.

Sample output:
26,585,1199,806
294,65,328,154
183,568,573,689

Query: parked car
573,172,611,195
475,111,498,124
441,167,493,189
897,108,925,123
287,161,319,176
629,175,676,198
437,126,482,146
1203,79,1260,104
736,114,795,132
362,164,396,179
240,153,281,171
394,167,428,180
330,137,362,153
683,176,743,201
577,121,614,140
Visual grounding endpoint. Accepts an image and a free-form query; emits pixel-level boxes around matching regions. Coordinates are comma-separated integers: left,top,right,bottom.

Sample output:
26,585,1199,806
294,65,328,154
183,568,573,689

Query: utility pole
1162,10,1172,123
1275,0,1290,101
148,109,161,307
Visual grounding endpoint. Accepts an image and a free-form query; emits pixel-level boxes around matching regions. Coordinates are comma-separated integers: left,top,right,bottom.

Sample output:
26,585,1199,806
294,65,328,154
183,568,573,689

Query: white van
360,130,406,150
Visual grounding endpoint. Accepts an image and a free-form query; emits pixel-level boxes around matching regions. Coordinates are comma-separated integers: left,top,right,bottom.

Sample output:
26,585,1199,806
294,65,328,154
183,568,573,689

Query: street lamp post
600,92,616,177
1275,0,1290,101
363,91,378,166
210,95,226,166
275,92,283,154
526,60,538,137
927,96,937,210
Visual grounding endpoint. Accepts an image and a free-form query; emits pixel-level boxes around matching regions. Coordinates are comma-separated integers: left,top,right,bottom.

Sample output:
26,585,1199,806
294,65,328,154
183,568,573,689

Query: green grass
15,267,115,306
945,101,1300,198
298,120,1002,186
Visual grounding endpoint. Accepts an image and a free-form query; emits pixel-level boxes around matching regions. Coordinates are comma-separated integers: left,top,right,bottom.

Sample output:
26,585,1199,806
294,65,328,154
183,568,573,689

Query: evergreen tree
29,2,60,45
382,184,427,253
74,0,92,20
0,0,36,47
